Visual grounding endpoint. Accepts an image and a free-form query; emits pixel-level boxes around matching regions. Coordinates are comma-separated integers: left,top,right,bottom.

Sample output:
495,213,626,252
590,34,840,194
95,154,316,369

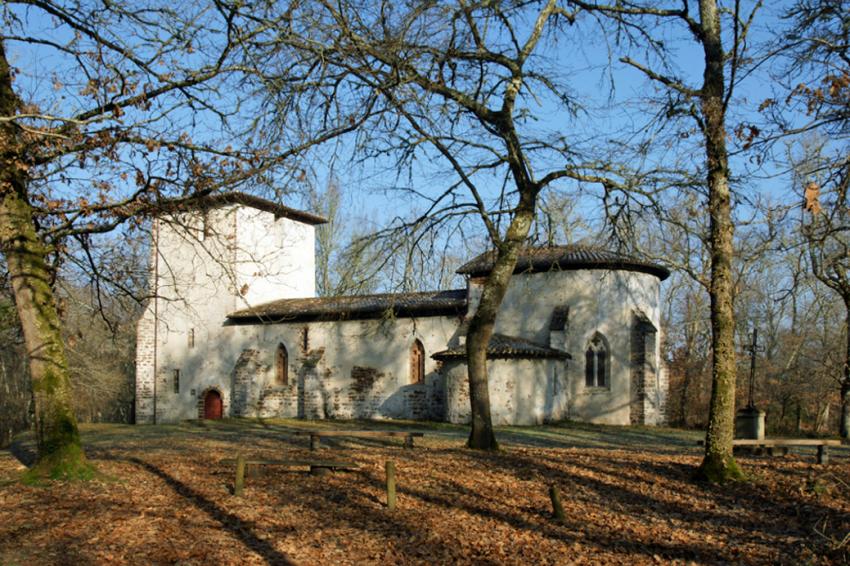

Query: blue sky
4,0,818,287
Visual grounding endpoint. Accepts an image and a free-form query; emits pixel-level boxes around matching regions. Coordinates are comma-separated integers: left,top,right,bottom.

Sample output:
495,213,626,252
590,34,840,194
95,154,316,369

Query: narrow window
596,350,607,387
276,343,288,385
188,328,195,348
201,210,212,240
301,326,309,352
173,369,180,394
411,339,425,384
585,333,609,388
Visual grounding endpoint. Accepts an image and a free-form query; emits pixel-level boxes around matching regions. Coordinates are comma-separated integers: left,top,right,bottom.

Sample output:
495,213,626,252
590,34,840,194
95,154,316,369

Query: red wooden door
204,390,222,419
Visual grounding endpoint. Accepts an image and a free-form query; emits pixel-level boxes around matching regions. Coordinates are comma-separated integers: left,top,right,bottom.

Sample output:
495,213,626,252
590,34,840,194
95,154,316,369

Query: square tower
134,193,326,424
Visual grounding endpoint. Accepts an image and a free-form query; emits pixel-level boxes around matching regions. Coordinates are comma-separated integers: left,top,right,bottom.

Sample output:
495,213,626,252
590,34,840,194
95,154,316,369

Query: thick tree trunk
695,0,744,482
841,304,850,440
0,42,91,480
466,201,537,450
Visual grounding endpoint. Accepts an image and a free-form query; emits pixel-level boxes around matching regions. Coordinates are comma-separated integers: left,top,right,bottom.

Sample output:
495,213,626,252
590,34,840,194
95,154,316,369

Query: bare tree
0,0,374,478
279,0,656,449
777,0,850,440
568,0,769,481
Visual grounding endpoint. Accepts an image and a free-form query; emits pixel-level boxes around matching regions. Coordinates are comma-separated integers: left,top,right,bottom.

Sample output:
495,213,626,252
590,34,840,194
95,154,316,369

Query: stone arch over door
199,387,224,420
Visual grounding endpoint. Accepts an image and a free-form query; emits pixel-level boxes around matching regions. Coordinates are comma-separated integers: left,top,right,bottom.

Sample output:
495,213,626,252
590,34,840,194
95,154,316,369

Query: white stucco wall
137,208,666,426
148,313,461,423
477,269,662,425
135,204,318,423
442,358,568,425
234,208,316,305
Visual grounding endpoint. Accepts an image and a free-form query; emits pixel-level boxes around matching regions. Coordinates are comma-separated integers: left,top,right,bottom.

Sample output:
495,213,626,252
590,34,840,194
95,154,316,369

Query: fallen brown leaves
0,423,848,565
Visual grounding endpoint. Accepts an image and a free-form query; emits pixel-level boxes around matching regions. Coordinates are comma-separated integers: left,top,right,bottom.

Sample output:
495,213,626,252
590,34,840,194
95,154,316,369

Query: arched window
585,332,609,388
411,339,425,384
276,343,288,385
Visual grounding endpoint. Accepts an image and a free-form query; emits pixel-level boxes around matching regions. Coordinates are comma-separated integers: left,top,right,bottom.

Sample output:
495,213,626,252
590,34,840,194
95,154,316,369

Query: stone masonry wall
134,309,156,424
231,349,263,417
630,312,660,425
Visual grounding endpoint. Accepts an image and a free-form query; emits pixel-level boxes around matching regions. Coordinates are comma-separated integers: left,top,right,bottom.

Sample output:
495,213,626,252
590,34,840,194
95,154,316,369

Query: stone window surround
276,343,289,386
584,332,610,390
410,338,425,384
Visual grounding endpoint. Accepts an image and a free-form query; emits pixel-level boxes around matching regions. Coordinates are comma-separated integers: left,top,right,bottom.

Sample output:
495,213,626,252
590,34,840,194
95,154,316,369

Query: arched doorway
203,390,223,420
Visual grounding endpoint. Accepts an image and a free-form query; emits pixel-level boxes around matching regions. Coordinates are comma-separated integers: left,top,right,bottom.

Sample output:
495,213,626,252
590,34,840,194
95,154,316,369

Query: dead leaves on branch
806,180,823,215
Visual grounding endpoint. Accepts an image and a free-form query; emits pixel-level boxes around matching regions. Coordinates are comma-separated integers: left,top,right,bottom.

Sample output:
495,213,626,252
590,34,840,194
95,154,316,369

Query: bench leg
817,445,829,465
403,435,414,449
310,434,319,451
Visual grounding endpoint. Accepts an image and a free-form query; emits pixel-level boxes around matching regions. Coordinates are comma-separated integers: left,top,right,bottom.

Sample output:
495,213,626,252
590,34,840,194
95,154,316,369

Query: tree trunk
0,42,92,480
465,199,537,450
841,303,850,440
695,0,744,482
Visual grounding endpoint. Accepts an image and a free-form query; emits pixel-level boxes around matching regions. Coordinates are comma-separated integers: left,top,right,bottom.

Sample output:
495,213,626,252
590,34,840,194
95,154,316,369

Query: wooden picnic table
696,438,841,464
294,430,426,451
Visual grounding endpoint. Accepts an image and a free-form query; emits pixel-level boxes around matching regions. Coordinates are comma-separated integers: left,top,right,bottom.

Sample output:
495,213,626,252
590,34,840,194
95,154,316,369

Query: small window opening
276,343,289,385
301,326,309,352
188,328,195,348
585,333,609,388
173,369,180,393
410,339,425,384
201,210,212,240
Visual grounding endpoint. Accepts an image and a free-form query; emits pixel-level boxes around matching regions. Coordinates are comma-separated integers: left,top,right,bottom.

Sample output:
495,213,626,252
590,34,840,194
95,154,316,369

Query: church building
135,194,669,426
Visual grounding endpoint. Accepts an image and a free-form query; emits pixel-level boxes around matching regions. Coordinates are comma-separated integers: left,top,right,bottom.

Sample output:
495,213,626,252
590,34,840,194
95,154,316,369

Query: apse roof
456,245,670,280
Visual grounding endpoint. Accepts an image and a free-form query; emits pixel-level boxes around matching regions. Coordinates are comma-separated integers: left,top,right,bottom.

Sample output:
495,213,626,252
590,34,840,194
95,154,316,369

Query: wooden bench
224,456,360,494
294,430,425,451
696,438,841,464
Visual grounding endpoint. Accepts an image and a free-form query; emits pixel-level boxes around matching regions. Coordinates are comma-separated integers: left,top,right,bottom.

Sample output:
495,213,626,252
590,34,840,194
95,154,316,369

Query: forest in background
0,0,846,466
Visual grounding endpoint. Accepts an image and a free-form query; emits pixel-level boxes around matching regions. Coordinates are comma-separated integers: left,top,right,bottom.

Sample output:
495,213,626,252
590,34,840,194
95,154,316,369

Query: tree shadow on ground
462,446,847,558
126,457,295,566
346,461,741,564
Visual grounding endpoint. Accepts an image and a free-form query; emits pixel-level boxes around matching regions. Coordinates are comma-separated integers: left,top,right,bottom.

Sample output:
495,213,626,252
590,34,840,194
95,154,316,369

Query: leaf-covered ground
1,420,848,565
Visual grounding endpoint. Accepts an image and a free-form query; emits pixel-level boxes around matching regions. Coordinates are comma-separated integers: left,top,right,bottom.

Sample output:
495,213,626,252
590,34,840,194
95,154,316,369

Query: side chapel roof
227,289,468,323
456,245,670,281
432,333,571,361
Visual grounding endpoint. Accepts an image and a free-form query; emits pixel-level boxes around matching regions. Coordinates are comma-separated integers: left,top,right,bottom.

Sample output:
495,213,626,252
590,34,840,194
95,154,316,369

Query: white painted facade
136,199,668,426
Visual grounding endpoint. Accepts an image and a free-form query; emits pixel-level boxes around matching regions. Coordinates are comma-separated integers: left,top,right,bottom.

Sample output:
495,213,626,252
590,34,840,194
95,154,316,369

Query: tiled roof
432,333,571,361
456,245,670,280
161,191,328,225
227,289,468,323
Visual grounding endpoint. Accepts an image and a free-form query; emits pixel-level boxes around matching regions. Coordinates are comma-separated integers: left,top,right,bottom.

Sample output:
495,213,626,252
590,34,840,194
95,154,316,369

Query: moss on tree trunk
0,41,93,481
